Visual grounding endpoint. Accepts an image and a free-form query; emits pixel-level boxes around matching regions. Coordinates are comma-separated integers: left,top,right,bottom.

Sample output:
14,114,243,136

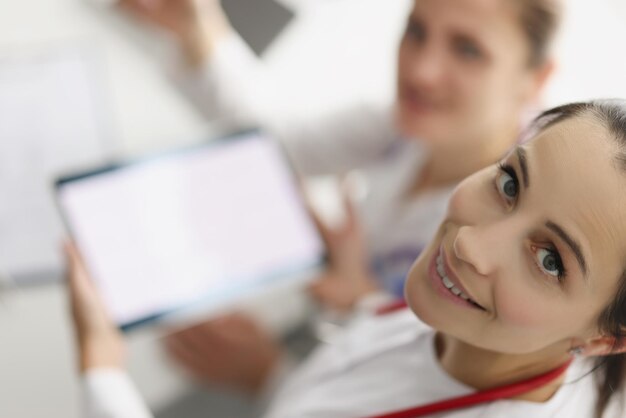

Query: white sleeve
168,34,268,128
168,34,399,176
353,291,398,316
81,369,153,418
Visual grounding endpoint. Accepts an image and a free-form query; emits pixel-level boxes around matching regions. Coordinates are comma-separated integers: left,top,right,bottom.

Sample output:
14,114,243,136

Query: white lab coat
82,303,603,418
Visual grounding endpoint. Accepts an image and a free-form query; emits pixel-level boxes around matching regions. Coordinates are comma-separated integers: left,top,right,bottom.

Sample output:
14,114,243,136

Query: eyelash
494,163,519,205
531,244,567,283
494,163,567,283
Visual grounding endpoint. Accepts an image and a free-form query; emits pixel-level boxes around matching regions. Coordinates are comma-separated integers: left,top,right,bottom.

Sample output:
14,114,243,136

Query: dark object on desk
222,0,295,55
8,269,63,289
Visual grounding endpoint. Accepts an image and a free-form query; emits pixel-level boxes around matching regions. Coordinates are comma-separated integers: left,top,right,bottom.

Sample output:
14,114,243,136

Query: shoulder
471,359,598,418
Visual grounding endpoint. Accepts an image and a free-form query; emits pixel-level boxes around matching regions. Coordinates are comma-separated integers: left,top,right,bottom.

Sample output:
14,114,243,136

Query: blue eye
535,247,566,281
496,163,519,203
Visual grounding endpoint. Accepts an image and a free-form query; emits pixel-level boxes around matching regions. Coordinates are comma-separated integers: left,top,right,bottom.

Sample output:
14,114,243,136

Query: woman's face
396,0,545,146
405,115,626,354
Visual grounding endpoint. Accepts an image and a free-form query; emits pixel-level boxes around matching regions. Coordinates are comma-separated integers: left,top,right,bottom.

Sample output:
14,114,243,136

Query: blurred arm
82,369,153,418
169,33,398,176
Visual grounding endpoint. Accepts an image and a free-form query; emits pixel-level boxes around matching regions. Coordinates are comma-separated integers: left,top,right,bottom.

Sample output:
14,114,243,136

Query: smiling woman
405,99,626,418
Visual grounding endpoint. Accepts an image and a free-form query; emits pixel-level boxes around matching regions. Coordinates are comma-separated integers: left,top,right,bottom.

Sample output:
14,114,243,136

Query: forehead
412,0,517,33
411,0,527,56
527,116,626,285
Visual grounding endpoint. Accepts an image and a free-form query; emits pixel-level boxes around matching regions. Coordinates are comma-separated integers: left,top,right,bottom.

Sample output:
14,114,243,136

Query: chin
395,110,451,146
405,259,528,354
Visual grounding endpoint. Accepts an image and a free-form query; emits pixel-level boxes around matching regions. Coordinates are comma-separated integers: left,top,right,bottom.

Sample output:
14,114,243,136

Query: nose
404,42,445,88
453,225,502,277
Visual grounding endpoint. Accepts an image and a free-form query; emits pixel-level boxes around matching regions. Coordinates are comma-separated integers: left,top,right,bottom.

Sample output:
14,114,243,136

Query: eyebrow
515,147,529,188
516,146,588,280
546,221,589,278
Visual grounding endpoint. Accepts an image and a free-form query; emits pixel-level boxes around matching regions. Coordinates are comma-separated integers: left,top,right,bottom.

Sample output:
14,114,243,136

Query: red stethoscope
364,300,572,418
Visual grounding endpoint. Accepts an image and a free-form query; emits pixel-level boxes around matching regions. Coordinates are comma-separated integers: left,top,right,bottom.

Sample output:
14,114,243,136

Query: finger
64,241,97,295
169,321,228,353
119,0,180,33
117,0,149,17
64,242,117,327
339,176,361,231
208,313,259,343
64,241,87,297
65,241,94,279
220,311,255,327
64,240,81,271
119,0,162,14
165,336,214,378
209,312,243,327
307,277,336,303
225,313,267,339
201,313,271,349
307,271,333,292
307,283,324,303
305,199,335,247
165,327,237,377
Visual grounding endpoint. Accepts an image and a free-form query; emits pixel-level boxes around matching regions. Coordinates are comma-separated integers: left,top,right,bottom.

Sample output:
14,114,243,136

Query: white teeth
436,251,474,303
437,263,446,277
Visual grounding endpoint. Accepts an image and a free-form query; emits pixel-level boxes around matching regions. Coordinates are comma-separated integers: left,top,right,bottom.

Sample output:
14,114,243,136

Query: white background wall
0,1,624,417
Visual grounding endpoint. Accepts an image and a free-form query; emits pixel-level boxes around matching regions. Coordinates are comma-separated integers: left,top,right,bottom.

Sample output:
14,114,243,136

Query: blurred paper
0,48,113,281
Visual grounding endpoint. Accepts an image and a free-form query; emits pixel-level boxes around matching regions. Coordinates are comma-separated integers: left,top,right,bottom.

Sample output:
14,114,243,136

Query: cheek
396,41,413,80
480,67,530,115
449,65,488,99
445,185,467,218
494,286,548,328
455,65,521,117
492,282,569,337
441,71,499,140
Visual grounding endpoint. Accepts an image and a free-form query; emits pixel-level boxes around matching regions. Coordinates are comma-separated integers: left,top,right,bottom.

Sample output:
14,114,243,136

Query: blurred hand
118,0,231,66
164,313,282,396
308,183,379,312
65,242,125,372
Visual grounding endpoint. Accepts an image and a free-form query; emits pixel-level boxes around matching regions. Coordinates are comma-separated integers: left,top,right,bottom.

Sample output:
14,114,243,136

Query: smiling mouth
399,85,441,112
435,251,487,311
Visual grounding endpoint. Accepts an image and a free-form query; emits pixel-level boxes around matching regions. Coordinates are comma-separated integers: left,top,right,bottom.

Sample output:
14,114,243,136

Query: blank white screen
58,133,325,326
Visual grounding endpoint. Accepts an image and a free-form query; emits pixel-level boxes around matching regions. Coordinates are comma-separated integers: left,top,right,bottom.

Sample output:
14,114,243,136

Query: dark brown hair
530,99,626,418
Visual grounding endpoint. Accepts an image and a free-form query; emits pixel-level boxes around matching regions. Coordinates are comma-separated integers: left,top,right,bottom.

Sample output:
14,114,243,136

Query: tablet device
55,131,326,330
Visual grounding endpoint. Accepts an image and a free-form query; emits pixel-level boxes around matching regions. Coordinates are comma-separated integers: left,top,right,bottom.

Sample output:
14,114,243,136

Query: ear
580,335,626,357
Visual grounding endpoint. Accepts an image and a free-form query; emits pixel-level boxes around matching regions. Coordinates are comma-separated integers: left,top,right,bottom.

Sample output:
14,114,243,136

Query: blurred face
396,0,541,146
405,115,626,354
